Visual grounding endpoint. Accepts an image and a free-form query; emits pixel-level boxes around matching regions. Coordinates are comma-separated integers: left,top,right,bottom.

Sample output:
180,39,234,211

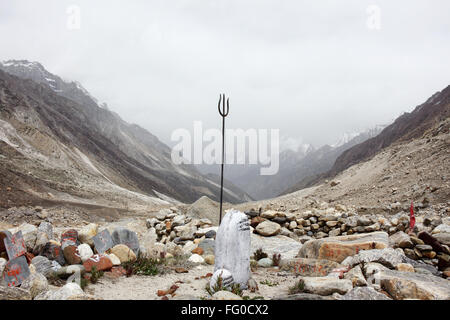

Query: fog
1,0,449,150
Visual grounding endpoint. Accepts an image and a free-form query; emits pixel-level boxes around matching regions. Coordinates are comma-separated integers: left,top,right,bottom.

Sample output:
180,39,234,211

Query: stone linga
297,231,389,263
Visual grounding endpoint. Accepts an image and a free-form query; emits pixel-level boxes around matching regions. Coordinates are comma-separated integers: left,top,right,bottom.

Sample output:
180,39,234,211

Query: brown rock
297,232,389,263
191,247,204,255
279,258,341,276
63,245,82,265
83,254,113,272
250,216,266,228
396,263,414,272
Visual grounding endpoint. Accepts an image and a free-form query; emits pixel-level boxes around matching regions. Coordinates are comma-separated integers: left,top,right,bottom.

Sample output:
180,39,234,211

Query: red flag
409,201,416,231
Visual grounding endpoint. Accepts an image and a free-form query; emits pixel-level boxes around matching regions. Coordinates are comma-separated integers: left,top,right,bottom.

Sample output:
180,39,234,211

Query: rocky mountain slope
0,60,251,209
286,85,450,193
198,127,383,200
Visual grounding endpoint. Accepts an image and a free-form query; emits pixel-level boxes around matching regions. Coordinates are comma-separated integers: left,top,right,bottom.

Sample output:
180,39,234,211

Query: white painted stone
214,209,251,289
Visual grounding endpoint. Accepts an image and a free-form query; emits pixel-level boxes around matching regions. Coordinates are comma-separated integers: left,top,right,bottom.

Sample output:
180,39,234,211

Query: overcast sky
1,0,449,150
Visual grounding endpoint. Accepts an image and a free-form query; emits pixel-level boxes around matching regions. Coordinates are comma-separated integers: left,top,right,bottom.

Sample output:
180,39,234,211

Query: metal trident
218,93,229,225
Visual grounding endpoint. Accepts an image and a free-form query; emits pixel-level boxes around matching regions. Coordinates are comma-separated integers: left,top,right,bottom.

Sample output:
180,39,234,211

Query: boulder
344,265,368,286
20,272,49,299
110,244,137,263
63,245,82,265
297,232,389,263
432,224,450,234
111,228,140,254
280,258,341,277
0,286,32,300
378,269,450,300
255,220,281,237
39,243,65,266
341,248,406,269
9,223,37,252
341,287,391,300
35,283,85,300
434,233,450,246
78,223,98,246
389,231,414,248
302,277,353,295
31,256,59,277
252,234,302,260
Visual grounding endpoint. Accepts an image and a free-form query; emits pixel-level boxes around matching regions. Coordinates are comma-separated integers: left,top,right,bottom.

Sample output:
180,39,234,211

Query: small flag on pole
409,201,416,231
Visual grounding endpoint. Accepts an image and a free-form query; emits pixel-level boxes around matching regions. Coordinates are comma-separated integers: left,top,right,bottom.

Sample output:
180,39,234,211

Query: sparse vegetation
205,274,244,297
122,253,161,276
288,279,306,294
252,248,268,261
89,266,104,284
260,279,279,287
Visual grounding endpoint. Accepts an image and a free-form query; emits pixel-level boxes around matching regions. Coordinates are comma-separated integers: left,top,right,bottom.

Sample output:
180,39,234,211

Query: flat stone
251,234,302,260
342,248,407,269
302,277,353,295
378,269,450,300
280,258,341,277
341,287,392,300
63,245,82,265
297,231,389,263
257,258,273,268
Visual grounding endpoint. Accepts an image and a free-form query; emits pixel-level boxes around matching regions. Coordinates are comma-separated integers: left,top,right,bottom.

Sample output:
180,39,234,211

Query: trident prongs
218,93,229,117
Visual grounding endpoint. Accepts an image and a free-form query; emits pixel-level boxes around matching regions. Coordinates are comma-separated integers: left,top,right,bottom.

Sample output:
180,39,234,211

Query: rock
205,230,216,239
357,216,372,226
191,247,204,255
297,232,389,263
77,244,94,262
418,231,446,253
280,258,341,277
111,228,140,254
111,244,137,263
0,286,31,300
146,218,159,228
31,256,58,277
257,258,273,268
344,265,368,286
396,263,414,272
212,291,242,300
255,220,281,237
172,215,186,228
33,231,50,255
38,221,53,239
342,248,406,269
272,293,331,300
188,254,205,264
210,268,234,291
389,231,414,248
378,269,450,300
302,277,353,295
20,272,49,299
416,244,433,252
63,245,82,265
434,233,450,246
260,210,278,219
10,223,37,252
40,243,65,266
214,210,251,289
83,254,113,272
329,228,341,237
0,257,6,274
35,283,85,300
61,229,79,246
341,287,391,300
204,255,215,265
78,223,98,246
252,234,302,260
106,253,121,266
179,226,197,241
432,224,450,234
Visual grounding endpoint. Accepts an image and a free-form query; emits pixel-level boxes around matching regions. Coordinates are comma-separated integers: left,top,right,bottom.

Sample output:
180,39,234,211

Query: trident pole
218,94,229,225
